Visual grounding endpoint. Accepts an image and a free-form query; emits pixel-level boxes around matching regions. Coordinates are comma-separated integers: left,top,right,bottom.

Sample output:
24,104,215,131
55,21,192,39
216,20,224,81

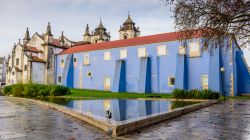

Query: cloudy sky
0,0,249,65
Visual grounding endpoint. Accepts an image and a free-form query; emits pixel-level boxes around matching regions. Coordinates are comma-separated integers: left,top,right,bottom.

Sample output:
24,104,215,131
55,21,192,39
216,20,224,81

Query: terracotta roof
26,46,43,53
60,31,202,55
30,56,46,63
42,39,70,49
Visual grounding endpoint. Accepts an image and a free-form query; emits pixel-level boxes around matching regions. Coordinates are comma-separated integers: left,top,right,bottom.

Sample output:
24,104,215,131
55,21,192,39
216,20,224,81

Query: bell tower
119,13,140,40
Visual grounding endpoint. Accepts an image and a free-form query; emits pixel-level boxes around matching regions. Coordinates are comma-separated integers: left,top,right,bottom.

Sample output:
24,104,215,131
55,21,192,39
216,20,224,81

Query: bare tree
163,0,250,49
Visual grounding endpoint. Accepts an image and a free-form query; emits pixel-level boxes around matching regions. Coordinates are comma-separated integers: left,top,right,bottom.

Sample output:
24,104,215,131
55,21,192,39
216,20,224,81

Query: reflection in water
42,98,199,122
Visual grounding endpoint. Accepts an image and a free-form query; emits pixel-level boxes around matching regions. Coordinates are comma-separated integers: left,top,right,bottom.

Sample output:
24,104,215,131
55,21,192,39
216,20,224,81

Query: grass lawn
62,88,173,99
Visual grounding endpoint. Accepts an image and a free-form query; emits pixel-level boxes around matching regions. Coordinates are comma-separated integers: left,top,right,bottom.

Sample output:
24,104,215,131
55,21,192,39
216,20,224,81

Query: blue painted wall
56,38,250,96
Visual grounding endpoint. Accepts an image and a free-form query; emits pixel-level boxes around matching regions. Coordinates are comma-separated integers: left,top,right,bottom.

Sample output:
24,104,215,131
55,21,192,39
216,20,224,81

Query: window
94,39,98,43
123,34,128,39
138,48,147,57
201,75,208,89
189,42,200,57
104,77,111,90
12,72,14,75
83,54,90,65
60,59,64,67
120,49,127,59
73,57,77,66
87,71,92,77
24,65,27,71
16,58,19,66
58,76,62,83
157,45,167,56
179,46,186,54
104,52,111,60
168,77,175,86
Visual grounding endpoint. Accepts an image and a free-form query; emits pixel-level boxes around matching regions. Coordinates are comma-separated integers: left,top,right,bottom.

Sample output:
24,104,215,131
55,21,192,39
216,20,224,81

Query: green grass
62,88,173,99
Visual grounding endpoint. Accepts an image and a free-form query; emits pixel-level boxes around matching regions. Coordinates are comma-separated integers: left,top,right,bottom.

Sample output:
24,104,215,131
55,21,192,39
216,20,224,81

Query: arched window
94,39,98,43
123,34,128,39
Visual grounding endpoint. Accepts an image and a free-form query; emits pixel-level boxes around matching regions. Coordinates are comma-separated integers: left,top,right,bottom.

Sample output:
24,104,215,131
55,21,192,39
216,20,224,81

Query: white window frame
138,48,147,57
58,75,62,83
60,59,64,67
104,77,111,90
157,45,167,56
83,54,90,65
168,77,175,86
189,42,201,57
179,46,186,55
104,51,111,60
201,75,208,89
120,49,127,59
87,71,92,77
73,57,77,67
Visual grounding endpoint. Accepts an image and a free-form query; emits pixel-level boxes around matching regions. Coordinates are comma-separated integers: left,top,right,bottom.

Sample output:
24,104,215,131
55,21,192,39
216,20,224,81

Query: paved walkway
0,97,250,140
0,97,109,140
122,99,250,140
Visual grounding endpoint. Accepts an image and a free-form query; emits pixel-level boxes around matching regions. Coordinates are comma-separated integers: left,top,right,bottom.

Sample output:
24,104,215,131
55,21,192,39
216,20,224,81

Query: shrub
172,89,187,99
3,85,12,95
10,84,24,97
2,84,70,97
172,88,220,100
49,85,70,96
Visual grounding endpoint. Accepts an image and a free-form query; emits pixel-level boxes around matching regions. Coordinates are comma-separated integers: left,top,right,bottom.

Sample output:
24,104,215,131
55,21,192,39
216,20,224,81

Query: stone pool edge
7,97,218,137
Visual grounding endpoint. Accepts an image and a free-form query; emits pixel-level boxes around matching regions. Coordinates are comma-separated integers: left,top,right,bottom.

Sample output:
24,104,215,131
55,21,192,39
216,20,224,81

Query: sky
0,0,249,65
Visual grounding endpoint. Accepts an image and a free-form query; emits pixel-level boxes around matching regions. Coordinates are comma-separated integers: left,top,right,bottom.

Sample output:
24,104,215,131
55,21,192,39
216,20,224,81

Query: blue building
55,16,250,96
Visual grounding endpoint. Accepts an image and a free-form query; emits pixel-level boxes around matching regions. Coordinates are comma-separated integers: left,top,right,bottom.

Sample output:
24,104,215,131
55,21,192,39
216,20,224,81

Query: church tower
91,19,111,43
83,24,91,43
119,13,140,39
59,31,65,47
45,22,53,43
23,27,30,45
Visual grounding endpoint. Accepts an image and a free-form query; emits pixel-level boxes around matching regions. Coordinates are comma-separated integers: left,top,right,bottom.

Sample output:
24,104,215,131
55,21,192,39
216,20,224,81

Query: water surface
41,98,199,122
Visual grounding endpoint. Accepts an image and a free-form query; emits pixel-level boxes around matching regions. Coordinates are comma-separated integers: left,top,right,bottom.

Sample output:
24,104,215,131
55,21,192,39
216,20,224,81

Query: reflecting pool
41,98,200,122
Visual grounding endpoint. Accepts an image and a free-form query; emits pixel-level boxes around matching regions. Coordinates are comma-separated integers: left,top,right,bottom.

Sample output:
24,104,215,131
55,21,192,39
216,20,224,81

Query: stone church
6,15,139,85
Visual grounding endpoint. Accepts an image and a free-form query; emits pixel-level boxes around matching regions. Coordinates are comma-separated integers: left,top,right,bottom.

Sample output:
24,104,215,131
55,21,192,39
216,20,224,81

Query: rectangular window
120,49,127,59
16,58,19,66
157,45,167,56
73,57,77,66
60,59,64,67
104,52,111,60
189,42,200,57
179,46,186,54
138,48,147,57
58,76,62,83
104,77,111,90
168,77,175,86
83,54,90,65
24,65,27,71
201,75,208,89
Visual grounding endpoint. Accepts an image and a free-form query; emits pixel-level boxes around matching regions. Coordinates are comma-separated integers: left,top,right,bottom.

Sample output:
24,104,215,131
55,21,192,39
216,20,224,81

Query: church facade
6,23,75,85
6,15,250,96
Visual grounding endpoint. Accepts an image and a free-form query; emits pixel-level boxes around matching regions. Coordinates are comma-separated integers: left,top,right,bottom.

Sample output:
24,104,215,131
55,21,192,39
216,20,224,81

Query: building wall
32,62,45,84
0,57,6,85
57,38,225,93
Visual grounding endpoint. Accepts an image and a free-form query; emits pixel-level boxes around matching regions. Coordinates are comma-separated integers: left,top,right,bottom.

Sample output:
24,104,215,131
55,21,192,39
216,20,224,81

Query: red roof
60,31,201,55
26,46,43,53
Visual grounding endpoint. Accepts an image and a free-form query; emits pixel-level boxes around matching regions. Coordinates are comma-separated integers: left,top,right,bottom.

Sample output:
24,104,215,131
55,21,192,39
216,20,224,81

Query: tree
163,0,250,49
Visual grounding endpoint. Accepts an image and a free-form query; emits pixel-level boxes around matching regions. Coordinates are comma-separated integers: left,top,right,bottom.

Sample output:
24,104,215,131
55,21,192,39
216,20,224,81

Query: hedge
173,89,220,100
2,83,70,97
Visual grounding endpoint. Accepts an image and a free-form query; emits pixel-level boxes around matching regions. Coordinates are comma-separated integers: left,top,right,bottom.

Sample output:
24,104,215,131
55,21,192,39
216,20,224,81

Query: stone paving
0,97,110,140
122,99,250,140
0,97,250,140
